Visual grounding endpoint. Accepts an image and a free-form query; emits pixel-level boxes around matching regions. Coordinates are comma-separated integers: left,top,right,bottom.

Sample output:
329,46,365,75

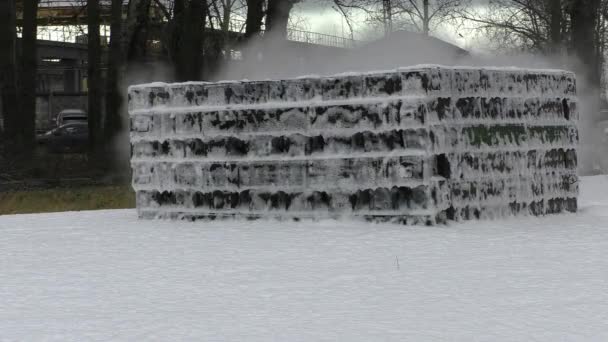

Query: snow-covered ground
1,176,608,341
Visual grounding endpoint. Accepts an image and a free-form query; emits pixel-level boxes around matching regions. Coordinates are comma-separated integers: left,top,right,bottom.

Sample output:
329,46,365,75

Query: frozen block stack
129,66,579,224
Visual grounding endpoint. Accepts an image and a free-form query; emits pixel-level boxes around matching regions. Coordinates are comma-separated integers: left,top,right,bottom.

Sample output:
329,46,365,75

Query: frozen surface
129,66,579,223
1,175,607,341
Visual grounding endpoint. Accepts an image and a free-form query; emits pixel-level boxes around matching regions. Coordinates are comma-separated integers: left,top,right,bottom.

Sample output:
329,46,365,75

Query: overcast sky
294,0,485,50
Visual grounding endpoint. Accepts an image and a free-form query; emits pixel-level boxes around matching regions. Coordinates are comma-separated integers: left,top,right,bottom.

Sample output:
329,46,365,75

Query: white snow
1,175,607,341
129,65,575,89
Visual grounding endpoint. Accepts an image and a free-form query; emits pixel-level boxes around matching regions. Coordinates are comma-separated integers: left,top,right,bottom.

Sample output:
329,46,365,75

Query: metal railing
287,28,358,49
30,13,358,49
227,18,358,49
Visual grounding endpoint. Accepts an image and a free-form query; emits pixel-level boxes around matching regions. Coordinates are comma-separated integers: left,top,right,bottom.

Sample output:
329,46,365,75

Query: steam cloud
122,30,607,175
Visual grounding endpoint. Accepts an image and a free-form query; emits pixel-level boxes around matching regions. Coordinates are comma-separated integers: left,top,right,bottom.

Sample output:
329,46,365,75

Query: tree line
0,0,303,160
0,0,607,160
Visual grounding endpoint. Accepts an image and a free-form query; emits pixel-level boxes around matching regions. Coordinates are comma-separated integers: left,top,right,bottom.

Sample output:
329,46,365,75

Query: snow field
0,175,607,341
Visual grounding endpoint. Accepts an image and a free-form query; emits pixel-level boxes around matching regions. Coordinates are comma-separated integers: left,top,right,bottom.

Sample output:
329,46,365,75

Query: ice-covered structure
129,65,579,224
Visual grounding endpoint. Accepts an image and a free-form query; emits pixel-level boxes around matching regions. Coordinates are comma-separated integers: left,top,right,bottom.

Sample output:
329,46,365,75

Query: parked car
56,109,88,127
37,122,89,153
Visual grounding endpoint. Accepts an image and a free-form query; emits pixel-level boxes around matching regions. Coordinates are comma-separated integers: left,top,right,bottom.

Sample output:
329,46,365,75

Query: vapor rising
121,30,606,175
212,31,607,175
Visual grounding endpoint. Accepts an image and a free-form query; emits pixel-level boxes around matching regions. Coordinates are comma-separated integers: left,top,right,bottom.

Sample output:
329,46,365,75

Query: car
56,109,88,127
37,122,89,153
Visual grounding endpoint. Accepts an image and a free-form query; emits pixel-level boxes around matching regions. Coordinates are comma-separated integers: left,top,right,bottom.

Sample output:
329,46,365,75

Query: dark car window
64,117,87,123
63,117,87,123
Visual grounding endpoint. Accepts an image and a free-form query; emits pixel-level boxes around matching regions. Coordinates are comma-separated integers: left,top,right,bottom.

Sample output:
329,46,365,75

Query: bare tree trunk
383,0,393,36
126,0,152,63
244,0,264,40
88,0,102,154
19,0,39,153
105,0,124,144
266,0,299,39
595,3,606,84
174,0,185,24
167,0,184,69
242,0,265,63
0,0,18,141
222,1,232,33
570,0,601,88
170,0,207,81
422,0,429,36
549,0,562,53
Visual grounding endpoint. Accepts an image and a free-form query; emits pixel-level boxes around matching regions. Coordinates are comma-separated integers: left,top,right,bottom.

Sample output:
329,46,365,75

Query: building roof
362,30,468,55
346,30,469,70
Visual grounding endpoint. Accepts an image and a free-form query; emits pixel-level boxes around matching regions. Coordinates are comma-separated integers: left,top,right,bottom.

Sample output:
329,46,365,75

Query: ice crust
128,65,579,224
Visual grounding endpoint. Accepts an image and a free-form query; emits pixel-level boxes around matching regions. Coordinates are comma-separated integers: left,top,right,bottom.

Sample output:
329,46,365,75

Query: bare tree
166,0,185,66
550,0,563,52
105,0,124,144
266,0,301,38
18,0,39,153
88,0,103,153
210,0,246,33
597,0,608,82
170,0,208,81
126,0,152,63
569,0,602,88
383,0,393,34
458,0,567,52
334,0,464,36
288,9,313,31
244,0,265,40
392,0,464,36
0,0,18,141
208,0,246,58
460,0,604,86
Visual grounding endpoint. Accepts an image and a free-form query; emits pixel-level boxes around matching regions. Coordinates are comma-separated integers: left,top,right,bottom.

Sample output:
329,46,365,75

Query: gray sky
294,0,486,50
